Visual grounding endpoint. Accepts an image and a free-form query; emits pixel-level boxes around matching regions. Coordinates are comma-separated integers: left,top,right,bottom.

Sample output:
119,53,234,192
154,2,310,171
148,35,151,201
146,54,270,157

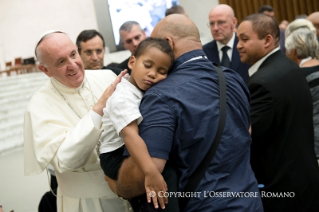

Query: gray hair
285,19,319,59
35,31,67,65
119,21,143,40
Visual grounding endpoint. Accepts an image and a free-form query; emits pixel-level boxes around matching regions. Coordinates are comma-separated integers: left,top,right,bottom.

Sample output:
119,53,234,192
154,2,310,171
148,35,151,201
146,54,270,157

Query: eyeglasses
207,21,227,28
83,49,104,56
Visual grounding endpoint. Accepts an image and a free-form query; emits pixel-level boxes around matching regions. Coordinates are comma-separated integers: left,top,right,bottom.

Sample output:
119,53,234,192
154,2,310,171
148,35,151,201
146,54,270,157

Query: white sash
55,169,118,199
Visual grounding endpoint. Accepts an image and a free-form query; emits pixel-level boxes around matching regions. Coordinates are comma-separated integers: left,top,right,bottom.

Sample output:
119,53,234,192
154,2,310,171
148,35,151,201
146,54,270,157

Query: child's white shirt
100,76,143,154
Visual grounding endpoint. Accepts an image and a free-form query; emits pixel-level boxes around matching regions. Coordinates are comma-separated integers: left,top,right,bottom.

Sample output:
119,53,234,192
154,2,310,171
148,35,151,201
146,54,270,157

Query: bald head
307,12,319,37
209,4,235,19
36,32,73,65
307,12,319,22
152,14,200,41
151,14,201,59
208,4,237,45
151,14,201,57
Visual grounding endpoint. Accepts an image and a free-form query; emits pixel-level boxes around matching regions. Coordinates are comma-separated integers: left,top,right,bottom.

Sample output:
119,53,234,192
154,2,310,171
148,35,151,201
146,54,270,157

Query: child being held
99,37,178,211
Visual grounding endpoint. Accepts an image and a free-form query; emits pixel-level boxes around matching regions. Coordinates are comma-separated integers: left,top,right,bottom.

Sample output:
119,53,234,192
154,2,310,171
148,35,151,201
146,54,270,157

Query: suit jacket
116,57,132,75
203,36,250,82
248,50,319,212
102,65,122,75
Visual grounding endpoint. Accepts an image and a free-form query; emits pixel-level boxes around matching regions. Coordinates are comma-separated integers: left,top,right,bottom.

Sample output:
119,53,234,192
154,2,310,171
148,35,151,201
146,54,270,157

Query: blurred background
0,0,318,211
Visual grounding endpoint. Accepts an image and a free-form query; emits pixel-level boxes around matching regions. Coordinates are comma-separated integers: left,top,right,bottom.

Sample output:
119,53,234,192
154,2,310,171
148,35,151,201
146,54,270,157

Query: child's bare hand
145,171,168,209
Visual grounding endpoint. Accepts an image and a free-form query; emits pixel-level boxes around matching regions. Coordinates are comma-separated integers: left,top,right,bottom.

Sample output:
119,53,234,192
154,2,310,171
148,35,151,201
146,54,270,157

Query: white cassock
24,70,131,212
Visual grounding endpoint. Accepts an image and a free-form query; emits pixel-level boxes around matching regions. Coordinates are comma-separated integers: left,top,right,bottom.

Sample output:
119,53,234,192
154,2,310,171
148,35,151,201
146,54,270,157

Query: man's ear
164,36,174,50
142,30,147,38
290,49,298,59
232,18,238,29
128,55,136,70
38,64,52,77
264,34,273,48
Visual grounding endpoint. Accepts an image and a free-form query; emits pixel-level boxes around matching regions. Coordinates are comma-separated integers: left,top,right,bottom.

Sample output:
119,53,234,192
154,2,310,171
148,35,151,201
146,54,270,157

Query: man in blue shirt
105,14,263,211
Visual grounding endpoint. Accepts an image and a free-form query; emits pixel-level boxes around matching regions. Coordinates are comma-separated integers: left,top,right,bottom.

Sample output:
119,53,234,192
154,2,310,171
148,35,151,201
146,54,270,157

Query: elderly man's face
39,34,85,88
120,24,146,54
236,21,265,65
79,35,105,70
208,9,236,45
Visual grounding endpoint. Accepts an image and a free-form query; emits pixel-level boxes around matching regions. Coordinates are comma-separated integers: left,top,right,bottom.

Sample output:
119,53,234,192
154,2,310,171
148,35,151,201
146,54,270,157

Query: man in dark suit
203,4,250,81
237,13,319,212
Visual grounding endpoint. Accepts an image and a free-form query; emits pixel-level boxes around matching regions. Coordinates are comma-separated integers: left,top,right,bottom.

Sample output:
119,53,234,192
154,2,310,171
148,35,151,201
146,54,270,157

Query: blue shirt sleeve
123,92,175,160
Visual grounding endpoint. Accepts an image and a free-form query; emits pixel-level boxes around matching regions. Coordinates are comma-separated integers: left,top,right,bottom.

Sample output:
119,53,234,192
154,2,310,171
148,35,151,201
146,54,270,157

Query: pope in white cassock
24,31,131,212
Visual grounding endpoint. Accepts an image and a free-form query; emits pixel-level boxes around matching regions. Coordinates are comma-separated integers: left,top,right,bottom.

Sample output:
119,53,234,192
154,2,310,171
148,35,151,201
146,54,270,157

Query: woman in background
285,18,319,165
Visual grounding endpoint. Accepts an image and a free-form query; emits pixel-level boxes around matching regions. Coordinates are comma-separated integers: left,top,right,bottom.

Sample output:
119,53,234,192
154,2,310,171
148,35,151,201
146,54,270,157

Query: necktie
221,46,230,68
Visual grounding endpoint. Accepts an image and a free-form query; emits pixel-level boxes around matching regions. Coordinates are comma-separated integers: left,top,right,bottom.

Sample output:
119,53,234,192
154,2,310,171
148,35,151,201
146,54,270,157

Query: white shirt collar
51,77,85,93
216,32,235,61
249,47,280,77
299,57,312,67
121,76,144,99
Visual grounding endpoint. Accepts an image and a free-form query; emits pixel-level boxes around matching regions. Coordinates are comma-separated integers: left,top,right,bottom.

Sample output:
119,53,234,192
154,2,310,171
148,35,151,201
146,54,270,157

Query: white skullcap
34,30,67,59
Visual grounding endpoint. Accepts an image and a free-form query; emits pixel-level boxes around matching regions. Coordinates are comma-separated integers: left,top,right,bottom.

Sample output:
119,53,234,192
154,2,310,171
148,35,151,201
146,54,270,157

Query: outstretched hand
93,69,128,116
145,171,168,209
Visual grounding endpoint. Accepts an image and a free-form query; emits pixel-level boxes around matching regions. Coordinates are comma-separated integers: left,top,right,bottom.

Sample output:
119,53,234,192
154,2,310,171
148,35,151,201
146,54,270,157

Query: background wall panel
219,0,319,24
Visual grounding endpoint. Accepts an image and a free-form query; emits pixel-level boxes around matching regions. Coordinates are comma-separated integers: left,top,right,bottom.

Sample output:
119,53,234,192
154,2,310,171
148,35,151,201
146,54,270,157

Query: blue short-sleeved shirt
125,50,263,211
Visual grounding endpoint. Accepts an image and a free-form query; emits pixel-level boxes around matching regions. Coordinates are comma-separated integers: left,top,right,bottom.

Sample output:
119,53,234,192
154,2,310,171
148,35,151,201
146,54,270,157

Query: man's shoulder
249,51,301,88
117,58,130,68
202,40,216,51
26,80,55,110
86,69,116,84
86,69,117,78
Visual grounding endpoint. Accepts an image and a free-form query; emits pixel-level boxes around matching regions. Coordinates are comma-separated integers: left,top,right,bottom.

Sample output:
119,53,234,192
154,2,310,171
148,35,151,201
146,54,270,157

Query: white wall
0,0,98,69
0,0,220,70
179,0,219,45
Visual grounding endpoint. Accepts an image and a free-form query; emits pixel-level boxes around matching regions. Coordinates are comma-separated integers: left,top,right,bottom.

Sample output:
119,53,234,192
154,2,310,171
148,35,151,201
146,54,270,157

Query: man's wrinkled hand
93,69,127,116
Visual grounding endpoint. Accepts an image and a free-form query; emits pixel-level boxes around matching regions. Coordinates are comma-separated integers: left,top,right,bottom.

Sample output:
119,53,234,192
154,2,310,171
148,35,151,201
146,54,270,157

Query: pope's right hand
93,69,127,116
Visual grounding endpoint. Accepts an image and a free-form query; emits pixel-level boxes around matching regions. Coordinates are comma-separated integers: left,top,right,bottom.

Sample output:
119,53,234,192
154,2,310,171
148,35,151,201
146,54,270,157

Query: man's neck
174,39,202,60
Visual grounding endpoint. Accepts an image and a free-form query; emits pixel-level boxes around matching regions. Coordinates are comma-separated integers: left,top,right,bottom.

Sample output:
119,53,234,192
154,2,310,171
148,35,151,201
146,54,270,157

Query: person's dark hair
76,30,105,54
133,38,174,69
165,5,185,16
243,13,280,45
258,5,274,13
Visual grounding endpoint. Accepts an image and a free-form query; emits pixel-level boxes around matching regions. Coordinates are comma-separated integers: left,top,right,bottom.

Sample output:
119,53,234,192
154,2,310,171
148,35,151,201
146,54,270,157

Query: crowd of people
20,3,319,212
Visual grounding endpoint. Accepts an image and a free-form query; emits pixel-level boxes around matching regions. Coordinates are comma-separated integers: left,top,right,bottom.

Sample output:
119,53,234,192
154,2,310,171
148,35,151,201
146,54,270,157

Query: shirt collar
249,47,280,77
299,57,312,67
171,49,206,72
122,76,144,99
216,32,235,52
51,77,85,94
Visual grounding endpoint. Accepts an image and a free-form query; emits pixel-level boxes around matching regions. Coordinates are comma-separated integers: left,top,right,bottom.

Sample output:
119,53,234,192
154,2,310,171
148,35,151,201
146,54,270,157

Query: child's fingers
163,195,168,204
152,193,159,209
145,187,152,203
157,193,165,209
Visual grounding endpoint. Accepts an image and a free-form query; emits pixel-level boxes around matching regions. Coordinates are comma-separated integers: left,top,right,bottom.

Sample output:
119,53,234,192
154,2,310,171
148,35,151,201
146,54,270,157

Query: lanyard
176,55,208,69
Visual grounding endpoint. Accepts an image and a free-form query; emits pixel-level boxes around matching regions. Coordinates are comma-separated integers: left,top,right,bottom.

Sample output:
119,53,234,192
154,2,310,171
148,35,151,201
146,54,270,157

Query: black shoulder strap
179,64,227,211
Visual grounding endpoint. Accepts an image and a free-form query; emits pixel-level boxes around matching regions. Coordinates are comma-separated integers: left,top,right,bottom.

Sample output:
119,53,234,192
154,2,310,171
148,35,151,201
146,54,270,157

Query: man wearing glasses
203,4,250,82
76,30,122,75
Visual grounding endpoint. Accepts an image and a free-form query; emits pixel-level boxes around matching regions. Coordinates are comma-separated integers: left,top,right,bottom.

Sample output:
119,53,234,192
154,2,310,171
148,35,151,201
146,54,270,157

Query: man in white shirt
24,31,130,212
